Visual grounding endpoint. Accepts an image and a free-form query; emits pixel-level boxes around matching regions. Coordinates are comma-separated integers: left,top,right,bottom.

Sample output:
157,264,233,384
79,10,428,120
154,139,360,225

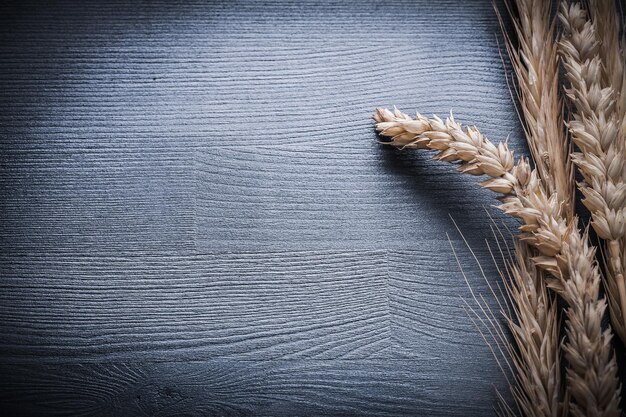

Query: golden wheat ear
373,107,621,416
496,0,575,221
559,0,626,352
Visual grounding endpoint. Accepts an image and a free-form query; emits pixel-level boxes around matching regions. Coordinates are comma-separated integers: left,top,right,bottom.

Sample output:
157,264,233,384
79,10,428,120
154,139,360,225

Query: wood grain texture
0,0,523,415
0,243,503,363
389,244,505,359
0,360,501,417
0,250,390,361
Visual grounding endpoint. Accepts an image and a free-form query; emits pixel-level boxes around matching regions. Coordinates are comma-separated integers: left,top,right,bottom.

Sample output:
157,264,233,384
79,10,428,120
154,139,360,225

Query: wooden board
0,0,523,415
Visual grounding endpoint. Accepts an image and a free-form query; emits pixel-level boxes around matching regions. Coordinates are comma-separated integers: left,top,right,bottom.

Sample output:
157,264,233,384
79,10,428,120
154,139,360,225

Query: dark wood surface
0,1,526,415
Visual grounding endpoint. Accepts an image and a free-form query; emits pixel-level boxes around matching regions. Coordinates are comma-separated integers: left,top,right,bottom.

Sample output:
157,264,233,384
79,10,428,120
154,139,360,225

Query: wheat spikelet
559,0,626,346
497,0,575,220
374,106,621,416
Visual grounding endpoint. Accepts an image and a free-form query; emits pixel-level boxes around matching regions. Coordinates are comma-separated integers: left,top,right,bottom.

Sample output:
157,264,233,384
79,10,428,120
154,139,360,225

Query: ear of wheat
497,0,575,220
505,242,561,417
559,0,626,348
374,107,621,416
370,0,625,414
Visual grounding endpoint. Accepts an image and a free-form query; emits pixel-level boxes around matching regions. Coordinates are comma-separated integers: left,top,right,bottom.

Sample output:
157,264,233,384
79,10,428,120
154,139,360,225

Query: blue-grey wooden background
0,1,527,415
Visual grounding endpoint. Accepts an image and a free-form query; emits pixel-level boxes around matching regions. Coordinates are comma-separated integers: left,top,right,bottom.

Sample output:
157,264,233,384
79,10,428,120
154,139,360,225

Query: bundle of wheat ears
373,0,625,416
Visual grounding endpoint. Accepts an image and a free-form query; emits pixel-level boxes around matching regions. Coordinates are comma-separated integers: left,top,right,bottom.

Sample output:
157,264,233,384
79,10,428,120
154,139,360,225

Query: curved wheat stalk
374,107,621,416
